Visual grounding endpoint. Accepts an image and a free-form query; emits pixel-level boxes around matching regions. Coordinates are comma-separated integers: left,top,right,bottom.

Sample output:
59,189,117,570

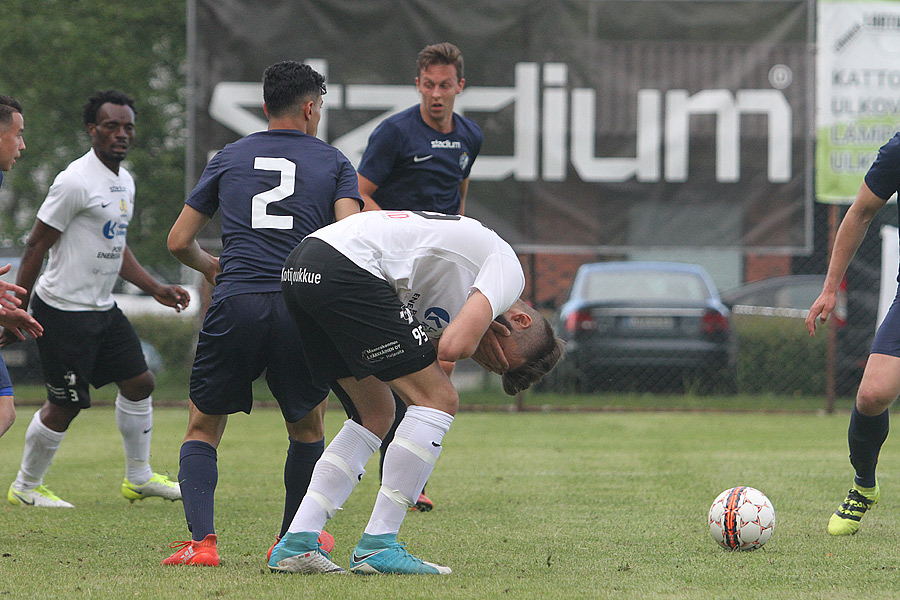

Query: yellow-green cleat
828,482,880,536
8,483,74,508
122,473,181,502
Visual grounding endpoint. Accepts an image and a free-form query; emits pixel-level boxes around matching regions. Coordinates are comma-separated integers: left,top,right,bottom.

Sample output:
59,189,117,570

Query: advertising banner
816,1,900,203
192,0,812,252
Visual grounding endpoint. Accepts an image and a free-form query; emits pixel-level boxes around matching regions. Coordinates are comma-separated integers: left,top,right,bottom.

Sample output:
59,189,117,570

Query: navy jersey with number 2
187,129,360,300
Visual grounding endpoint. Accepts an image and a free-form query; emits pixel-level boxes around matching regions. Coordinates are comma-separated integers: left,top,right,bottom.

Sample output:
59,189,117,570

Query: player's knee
119,371,155,401
0,398,15,434
856,385,893,416
286,413,326,442
414,385,458,416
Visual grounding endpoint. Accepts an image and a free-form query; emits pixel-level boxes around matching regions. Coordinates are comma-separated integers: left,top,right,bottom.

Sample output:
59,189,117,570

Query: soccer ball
708,486,775,551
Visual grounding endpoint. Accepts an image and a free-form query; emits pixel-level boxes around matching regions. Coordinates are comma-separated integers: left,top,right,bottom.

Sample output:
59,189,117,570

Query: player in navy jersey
357,42,483,513
808,132,900,536
162,61,362,566
0,95,44,440
357,42,482,215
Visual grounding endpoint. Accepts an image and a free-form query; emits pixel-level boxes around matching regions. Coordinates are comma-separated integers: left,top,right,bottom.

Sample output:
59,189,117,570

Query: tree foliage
0,1,187,276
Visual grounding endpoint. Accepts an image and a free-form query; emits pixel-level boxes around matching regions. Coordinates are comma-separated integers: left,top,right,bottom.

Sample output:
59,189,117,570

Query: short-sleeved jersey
356,105,483,214
34,150,135,311
187,129,361,300
864,133,900,280
305,210,524,337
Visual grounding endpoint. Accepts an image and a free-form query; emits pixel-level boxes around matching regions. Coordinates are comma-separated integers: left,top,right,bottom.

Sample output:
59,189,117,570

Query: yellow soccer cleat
122,473,181,502
828,483,880,536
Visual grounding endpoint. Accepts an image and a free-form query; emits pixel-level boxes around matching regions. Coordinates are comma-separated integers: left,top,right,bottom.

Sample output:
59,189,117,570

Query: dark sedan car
548,261,737,393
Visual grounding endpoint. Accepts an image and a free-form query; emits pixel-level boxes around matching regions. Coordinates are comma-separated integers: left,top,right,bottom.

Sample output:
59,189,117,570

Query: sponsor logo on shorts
281,267,322,285
362,340,405,363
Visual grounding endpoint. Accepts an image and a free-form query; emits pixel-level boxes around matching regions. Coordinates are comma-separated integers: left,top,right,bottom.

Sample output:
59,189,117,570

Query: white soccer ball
708,486,775,551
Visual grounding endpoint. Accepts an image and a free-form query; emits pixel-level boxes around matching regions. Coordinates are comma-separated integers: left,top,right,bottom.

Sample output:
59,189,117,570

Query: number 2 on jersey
252,157,294,229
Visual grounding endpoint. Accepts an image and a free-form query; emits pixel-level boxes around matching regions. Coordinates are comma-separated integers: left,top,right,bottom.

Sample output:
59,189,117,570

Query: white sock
287,419,381,534
115,393,153,484
364,406,453,536
14,410,66,491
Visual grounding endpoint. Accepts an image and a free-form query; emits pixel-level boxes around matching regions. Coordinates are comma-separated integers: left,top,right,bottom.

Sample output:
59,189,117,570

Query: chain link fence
1,200,887,402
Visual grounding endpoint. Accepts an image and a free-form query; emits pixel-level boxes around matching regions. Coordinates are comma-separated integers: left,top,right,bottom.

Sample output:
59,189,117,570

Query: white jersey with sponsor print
33,149,134,311
307,210,525,337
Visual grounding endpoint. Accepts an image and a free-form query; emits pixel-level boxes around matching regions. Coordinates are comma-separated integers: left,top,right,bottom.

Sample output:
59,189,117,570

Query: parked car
545,261,737,393
720,274,830,318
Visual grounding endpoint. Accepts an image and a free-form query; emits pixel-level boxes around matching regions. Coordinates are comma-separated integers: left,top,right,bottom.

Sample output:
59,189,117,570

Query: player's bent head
263,61,326,118
83,90,136,127
498,302,565,396
0,96,23,127
417,42,464,81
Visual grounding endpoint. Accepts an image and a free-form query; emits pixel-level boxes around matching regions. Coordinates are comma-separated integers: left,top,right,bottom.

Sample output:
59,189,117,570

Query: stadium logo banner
816,0,900,204
192,0,811,252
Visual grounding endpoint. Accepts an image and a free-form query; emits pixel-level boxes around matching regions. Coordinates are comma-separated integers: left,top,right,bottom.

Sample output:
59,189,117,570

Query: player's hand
0,263,27,315
472,320,511,374
0,309,43,346
805,291,835,337
153,284,191,313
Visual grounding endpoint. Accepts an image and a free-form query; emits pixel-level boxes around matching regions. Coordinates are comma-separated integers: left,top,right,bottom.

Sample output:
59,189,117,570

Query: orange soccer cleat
161,533,220,566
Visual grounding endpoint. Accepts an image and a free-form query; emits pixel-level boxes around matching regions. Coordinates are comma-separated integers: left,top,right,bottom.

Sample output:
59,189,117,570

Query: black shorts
31,294,148,408
281,238,437,384
189,292,328,421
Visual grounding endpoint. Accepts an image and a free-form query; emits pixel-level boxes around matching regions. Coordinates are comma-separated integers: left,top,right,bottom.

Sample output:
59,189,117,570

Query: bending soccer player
269,210,564,575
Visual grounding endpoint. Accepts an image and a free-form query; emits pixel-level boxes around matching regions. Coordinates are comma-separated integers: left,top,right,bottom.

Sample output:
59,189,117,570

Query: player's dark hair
0,95,23,126
83,90,136,127
417,42,464,81
263,61,326,118
500,310,565,396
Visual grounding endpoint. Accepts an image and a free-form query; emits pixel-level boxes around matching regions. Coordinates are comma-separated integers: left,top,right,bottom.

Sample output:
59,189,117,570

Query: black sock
849,406,889,489
280,437,324,538
178,440,218,541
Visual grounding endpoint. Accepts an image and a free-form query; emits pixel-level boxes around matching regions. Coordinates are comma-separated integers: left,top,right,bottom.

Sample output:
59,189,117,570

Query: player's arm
806,181,888,336
120,245,190,312
335,196,362,221
167,204,220,287
435,290,496,364
357,174,383,212
458,177,470,215
0,219,55,345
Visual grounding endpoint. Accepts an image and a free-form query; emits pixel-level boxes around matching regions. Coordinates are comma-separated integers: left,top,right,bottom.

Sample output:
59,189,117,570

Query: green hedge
129,315,197,375
733,314,828,396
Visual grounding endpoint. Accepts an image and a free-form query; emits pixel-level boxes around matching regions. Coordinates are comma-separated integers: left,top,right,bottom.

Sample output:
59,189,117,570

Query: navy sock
379,393,407,480
280,437,324,538
849,406,889,488
178,440,218,541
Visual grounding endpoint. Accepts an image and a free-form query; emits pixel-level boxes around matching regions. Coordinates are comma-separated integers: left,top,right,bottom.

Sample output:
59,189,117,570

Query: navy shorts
189,292,328,421
0,354,12,396
281,238,437,384
871,287,900,357
31,294,148,408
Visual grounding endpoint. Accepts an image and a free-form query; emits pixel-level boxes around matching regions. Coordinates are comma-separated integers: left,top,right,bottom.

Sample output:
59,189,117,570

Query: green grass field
1,402,897,599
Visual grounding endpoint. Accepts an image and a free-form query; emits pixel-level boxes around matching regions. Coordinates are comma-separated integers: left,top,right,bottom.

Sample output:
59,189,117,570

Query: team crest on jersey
423,306,451,333
458,152,469,171
120,198,128,215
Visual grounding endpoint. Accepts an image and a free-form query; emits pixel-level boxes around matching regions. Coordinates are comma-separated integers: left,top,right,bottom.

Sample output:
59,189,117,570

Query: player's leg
162,403,226,566
0,355,15,438
9,297,89,508
349,361,455,575
166,293,274,565
828,352,900,535
270,377,390,574
95,307,179,501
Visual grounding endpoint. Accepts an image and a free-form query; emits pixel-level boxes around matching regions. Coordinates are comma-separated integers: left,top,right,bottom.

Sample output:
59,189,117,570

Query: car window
582,271,709,302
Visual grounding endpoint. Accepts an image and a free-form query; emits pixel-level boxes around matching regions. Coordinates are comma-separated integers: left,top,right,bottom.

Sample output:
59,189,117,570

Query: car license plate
626,316,674,329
